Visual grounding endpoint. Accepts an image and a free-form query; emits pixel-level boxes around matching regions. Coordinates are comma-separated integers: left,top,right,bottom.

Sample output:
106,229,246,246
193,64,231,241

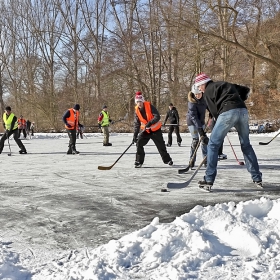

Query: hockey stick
6,132,12,156
166,156,207,191
98,142,134,170
178,137,202,174
226,135,244,165
259,131,280,145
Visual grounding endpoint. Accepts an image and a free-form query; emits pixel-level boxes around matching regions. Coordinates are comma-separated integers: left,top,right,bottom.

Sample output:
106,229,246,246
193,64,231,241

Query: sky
0,131,280,280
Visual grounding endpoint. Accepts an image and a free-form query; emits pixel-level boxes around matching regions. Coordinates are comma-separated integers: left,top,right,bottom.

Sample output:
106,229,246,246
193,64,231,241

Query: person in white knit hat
194,73,262,191
133,91,173,168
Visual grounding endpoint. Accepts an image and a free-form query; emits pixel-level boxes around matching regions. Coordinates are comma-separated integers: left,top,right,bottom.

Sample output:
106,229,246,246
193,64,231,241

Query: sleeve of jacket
133,113,141,136
62,110,70,124
188,103,203,128
175,109,180,124
235,84,250,101
164,112,169,124
97,112,103,123
10,116,17,131
149,104,160,125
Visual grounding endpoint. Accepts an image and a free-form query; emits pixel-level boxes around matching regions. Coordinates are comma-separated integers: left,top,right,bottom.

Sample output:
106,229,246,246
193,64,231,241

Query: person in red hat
194,73,262,191
133,91,173,168
62,104,82,154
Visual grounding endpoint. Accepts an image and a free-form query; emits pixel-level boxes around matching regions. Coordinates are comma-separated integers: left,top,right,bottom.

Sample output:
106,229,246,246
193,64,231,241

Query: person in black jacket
133,91,173,168
0,106,27,154
194,73,262,190
163,103,182,147
187,85,209,168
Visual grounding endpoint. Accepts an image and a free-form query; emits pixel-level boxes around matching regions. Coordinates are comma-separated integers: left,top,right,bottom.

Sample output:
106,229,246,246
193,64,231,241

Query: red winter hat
135,91,144,103
194,73,212,87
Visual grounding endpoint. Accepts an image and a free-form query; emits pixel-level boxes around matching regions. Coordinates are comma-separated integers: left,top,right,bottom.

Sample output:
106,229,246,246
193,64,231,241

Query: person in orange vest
0,106,27,154
18,115,27,139
133,91,173,168
62,104,83,154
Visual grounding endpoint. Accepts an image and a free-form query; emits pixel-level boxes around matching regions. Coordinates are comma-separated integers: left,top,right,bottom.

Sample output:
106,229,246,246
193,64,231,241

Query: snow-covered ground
0,131,280,280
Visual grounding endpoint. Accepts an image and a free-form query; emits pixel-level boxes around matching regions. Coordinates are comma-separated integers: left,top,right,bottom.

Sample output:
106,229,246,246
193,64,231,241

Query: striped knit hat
194,73,212,87
135,91,145,103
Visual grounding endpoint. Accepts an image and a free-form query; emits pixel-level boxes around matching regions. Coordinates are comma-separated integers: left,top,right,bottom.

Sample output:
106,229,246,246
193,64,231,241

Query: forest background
0,0,280,133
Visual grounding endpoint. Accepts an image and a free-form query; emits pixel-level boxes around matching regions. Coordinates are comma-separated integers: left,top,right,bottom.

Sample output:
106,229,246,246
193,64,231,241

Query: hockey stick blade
259,131,280,145
178,165,190,174
98,165,114,170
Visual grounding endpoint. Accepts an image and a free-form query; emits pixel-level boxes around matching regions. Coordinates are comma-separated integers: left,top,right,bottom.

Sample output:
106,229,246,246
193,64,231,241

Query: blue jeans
205,108,262,183
188,125,207,164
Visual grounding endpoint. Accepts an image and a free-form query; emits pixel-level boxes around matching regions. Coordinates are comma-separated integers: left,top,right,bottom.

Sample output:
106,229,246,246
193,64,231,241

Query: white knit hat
191,84,201,94
135,91,145,103
194,73,212,87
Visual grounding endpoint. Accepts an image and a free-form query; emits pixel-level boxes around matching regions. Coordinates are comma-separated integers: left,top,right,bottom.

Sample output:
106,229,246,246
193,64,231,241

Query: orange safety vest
18,118,26,129
65,108,79,130
135,101,161,133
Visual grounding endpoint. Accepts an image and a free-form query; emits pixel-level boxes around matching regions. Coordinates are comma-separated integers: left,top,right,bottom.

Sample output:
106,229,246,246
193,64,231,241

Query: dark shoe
218,154,227,160
166,143,171,147
254,180,263,188
103,143,112,146
168,160,173,166
134,161,142,168
198,180,213,186
177,142,181,147
198,180,213,191
67,150,72,154
19,150,27,154
72,150,80,154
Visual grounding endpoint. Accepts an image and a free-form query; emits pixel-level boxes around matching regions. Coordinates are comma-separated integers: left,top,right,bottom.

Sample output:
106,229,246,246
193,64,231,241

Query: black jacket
164,106,179,124
203,81,249,119
186,91,207,128
134,103,160,137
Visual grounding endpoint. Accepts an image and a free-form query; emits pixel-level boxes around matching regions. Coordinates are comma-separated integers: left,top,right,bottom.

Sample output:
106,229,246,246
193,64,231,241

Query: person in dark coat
186,85,209,168
163,103,182,147
194,73,262,190
133,91,173,168
0,106,27,154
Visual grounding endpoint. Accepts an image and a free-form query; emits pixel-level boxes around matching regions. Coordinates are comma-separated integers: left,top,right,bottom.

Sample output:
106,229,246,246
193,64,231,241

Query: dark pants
77,131,83,139
67,129,78,152
167,125,182,145
136,129,172,164
0,128,26,153
18,128,27,138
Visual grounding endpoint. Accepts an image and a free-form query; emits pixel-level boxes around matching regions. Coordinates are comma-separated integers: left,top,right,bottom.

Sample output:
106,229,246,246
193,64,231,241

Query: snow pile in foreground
2,197,280,280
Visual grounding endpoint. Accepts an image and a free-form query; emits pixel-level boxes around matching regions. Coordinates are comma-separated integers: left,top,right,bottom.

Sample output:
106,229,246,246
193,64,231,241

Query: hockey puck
161,188,168,192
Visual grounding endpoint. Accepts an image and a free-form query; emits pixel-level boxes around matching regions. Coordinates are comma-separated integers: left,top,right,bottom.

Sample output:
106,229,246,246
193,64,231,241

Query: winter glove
163,122,166,126
5,129,10,135
98,123,101,129
198,128,206,137
111,121,114,124
132,135,138,144
145,121,152,130
66,123,71,128
201,135,209,145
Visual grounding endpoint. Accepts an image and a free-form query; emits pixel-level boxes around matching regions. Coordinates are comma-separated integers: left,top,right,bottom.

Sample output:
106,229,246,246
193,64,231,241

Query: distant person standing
30,122,35,136
98,105,113,146
26,119,31,137
0,106,27,154
163,103,182,147
77,123,84,139
133,91,173,168
18,115,27,139
62,104,82,154
194,73,262,190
